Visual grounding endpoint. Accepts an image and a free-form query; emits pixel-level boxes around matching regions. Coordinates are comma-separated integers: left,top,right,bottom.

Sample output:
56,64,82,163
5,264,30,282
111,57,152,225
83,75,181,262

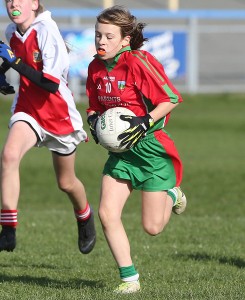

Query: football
96,107,136,153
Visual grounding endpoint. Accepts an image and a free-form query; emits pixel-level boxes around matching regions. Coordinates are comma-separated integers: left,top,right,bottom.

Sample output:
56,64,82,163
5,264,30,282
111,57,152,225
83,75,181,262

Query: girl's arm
11,58,59,93
149,102,179,122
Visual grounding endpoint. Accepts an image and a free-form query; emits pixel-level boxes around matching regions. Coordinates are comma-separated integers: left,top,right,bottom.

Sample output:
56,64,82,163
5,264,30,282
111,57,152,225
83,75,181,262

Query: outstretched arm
0,41,59,93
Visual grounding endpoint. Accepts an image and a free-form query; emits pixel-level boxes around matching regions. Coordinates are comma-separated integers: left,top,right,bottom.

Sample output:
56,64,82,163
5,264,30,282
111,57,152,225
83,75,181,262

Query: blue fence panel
1,8,245,19
61,29,187,80
143,31,186,79
62,28,95,78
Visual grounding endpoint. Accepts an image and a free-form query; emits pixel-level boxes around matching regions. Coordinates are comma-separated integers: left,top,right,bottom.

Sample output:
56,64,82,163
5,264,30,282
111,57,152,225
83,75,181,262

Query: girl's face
95,22,130,63
5,0,39,33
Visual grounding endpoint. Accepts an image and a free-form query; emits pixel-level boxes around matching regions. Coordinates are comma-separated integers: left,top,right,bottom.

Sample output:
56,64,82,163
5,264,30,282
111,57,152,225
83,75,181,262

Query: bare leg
1,122,37,209
52,151,96,254
0,122,37,252
99,175,132,266
52,151,87,210
141,191,173,235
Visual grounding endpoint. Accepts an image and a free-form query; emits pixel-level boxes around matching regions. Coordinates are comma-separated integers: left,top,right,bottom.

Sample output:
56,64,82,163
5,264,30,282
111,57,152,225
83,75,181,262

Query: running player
86,5,187,294
0,0,96,254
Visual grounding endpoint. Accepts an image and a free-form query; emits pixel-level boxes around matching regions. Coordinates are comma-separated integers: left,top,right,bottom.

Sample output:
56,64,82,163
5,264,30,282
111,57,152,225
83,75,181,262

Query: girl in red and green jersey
86,5,187,294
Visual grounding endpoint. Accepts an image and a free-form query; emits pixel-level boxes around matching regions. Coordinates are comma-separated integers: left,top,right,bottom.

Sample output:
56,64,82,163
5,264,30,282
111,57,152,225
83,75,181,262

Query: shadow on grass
177,252,245,269
0,274,104,289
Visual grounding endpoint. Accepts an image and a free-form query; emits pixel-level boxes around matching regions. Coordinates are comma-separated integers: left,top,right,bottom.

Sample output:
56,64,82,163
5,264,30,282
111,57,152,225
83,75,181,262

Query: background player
0,0,96,254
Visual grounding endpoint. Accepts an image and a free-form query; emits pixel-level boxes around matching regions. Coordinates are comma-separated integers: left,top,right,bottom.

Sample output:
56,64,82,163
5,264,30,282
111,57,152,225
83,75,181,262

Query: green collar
95,45,131,71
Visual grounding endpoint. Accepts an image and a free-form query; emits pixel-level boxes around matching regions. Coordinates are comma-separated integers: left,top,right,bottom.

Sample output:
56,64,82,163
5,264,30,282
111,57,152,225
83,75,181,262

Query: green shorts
103,129,183,191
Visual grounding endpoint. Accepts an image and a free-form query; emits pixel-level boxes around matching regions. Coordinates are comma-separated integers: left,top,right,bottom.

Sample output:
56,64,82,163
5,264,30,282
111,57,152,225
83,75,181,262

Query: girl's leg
52,151,87,210
52,152,96,254
0,122,37,251
1,122,37,209
99,175,132,266
99,175,140,293
141,191,173,236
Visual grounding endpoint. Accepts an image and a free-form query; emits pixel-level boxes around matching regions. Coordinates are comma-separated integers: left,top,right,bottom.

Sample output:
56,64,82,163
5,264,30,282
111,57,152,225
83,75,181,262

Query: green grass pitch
0,94,244,299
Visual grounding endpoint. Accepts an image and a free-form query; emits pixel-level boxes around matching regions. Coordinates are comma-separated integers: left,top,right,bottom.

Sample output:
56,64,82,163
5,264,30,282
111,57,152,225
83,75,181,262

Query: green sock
119,265,139,281
167,188,178,205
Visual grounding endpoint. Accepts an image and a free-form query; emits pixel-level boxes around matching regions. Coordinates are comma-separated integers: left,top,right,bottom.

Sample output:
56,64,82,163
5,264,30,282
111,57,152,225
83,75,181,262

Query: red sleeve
130,51,183,105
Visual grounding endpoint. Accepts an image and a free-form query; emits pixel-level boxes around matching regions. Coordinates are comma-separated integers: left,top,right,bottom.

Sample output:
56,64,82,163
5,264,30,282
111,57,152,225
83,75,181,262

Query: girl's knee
98,206,120,228
57,178,73,193
98,206,109,225
142,222,165,236
1,147,20,167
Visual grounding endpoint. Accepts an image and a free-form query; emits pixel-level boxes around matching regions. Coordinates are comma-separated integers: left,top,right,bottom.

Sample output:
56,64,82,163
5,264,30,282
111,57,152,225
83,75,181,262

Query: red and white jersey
86,46,183,131
6,11,83,135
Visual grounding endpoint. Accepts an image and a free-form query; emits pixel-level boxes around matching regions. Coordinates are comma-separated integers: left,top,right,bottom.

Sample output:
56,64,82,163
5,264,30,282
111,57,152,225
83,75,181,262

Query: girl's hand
118,114,154,149
0,41,17,64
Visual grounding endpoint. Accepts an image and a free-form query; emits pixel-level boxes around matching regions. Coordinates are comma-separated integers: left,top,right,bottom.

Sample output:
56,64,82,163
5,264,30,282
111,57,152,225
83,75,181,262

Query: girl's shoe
114,280,140,294
172,187,187,215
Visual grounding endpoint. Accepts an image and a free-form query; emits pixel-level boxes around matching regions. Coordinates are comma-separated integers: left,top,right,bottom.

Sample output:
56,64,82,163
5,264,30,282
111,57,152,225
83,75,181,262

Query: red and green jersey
86,46,183,132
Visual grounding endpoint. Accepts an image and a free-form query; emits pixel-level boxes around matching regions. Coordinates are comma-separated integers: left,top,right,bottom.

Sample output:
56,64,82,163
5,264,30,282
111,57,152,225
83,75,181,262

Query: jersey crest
33,50,42,63
118,80,126,92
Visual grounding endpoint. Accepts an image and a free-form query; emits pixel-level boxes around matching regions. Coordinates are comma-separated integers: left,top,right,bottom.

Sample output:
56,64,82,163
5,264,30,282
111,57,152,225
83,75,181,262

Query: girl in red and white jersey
86,6,187,293
0,0,95,255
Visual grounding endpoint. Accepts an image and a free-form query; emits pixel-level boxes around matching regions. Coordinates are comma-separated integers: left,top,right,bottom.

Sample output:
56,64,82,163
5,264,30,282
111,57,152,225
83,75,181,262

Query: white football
96,107,136,153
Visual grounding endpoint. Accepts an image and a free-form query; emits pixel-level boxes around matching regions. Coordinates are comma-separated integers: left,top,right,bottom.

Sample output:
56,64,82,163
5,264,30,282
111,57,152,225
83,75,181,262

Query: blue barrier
62,29,187,80
0,8,245,19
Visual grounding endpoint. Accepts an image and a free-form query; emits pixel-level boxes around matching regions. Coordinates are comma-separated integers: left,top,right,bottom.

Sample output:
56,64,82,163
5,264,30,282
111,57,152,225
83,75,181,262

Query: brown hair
96,5,148,50
35,1,45,16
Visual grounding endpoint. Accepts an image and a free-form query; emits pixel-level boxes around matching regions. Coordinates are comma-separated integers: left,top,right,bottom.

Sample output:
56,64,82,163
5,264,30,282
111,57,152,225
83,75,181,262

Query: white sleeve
37,23,69,82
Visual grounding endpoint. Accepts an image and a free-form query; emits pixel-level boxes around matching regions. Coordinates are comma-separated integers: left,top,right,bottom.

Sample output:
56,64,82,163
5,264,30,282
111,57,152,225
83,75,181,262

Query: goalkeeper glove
118,114,154,149
87,113,99,144
0,73,15,95
0,41,17,64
